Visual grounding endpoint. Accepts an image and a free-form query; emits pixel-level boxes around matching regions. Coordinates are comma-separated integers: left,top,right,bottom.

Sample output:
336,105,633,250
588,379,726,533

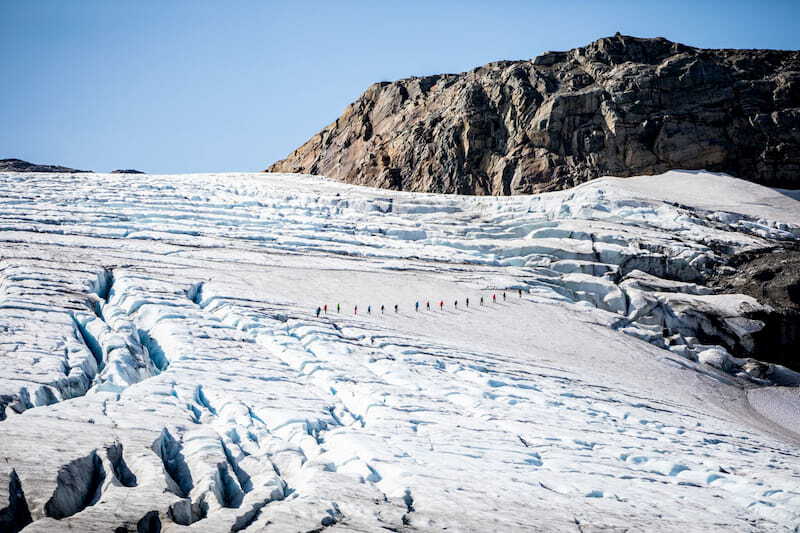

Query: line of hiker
315,288,526,318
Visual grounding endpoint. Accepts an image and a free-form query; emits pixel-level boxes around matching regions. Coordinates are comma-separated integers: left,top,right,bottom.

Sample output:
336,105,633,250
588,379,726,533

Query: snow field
0,170,799,531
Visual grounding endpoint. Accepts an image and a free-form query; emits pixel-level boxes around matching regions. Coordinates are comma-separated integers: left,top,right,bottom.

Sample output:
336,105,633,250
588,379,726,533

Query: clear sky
2,1,799,174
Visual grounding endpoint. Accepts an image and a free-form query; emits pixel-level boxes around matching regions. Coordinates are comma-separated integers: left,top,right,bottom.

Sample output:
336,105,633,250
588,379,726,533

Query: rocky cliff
268,34,800,194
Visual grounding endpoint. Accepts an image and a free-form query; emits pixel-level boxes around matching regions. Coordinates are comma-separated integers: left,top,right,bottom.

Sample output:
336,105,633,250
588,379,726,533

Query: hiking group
315,288,525,318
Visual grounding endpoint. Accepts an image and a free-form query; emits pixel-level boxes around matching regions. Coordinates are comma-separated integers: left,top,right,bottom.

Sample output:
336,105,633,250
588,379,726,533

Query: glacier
0,169,799,532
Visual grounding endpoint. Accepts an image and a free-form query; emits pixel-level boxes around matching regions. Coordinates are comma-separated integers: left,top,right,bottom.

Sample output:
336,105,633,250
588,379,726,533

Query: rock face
269,34,800,194
111,169,145,174
0,159,90,173
711,246,800,371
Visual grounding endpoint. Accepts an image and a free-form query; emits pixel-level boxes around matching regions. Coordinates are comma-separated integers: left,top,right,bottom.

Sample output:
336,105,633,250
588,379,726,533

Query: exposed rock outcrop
711,245,800,371
269,34,800,194
0,159,90,173
111,169,145,174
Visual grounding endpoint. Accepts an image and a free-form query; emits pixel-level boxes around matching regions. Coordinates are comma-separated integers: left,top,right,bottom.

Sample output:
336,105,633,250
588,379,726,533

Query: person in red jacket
492,294,496,304
439,300,444,310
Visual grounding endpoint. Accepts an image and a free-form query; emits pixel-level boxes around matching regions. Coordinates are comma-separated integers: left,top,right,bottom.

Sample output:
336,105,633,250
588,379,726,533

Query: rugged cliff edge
268,34,800,194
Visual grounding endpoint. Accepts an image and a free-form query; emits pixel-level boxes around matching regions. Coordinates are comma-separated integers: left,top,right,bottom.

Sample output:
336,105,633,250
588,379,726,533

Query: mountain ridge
0,158,90,173
268,33,800,194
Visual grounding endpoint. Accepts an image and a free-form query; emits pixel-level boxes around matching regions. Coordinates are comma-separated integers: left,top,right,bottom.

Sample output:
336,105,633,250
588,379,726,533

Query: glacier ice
0,169,799,531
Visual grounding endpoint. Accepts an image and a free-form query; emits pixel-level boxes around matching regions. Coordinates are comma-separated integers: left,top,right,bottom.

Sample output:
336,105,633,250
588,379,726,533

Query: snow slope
0,170,799,532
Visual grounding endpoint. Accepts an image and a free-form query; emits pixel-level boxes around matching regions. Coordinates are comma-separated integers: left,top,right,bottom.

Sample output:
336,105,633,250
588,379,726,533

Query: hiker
480,296,484,306
503,292,506,301
394,304,399,313
368,305,372,314
492,294,496,304
518,288,522,297
324,304,328,314
454,300,458,309
381,304,385,314
354,305,358,315
439,300,444,310
466,297,469,308
337,303,341,313
426,301,431,311
415,301,420,312
315,306,321,318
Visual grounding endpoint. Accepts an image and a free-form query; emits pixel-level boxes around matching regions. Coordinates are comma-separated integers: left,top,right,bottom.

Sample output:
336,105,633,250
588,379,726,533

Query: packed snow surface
0,169,799,532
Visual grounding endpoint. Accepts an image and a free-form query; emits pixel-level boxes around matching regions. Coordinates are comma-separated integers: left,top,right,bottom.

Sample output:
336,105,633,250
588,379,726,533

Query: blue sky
2,1,799,173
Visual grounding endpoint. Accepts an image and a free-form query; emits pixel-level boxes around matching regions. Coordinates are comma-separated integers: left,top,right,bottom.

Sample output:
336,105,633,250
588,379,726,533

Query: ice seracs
0,169,799,532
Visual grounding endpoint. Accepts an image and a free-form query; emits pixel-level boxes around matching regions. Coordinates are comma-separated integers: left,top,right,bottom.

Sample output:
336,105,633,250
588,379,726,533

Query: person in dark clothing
518,289,522,297
354,305,358,315
439,300,444,310
316,307,321,318
466,297,470,308
381,304,385,314
337,303,341,313
503,292,506,301
324,304,328,314
492,294,496,303
426,301,431,311
394,304,398,313
415,301,420,312
480,296,484,306
368,305,372,314
454,300,458,309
